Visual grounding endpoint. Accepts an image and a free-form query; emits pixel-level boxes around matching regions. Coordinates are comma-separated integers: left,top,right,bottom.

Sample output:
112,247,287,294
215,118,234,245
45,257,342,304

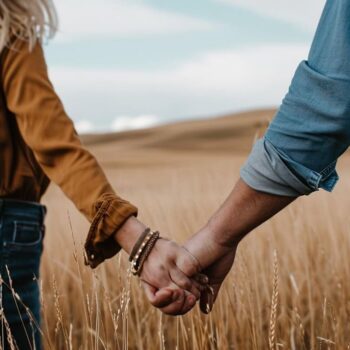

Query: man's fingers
193,273,209,287
200,284,221,314
141,281,175,308
170,268,201,299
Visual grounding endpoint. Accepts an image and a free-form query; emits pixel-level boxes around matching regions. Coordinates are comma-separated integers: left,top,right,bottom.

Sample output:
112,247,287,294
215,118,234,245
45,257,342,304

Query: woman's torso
0,48,50,202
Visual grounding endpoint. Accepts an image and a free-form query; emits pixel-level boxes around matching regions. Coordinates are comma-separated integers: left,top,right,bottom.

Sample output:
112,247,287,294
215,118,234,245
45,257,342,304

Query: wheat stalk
269,250,279,350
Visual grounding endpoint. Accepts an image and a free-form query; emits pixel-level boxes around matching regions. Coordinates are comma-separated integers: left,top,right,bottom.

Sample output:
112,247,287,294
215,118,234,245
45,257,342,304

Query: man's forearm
210,178,296,246
186,178,296,268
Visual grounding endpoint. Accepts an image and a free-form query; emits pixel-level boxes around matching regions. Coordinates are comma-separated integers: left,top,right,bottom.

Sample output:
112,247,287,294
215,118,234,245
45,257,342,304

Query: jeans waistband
0,199,47,225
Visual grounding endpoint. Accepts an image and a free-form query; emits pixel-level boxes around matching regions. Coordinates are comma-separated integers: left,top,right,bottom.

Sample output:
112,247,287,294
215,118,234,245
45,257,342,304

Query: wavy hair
0,0,58,52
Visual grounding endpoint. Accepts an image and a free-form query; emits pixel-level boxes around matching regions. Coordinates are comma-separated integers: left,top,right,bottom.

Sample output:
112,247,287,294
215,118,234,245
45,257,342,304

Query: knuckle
181,279,192,290
178,260,197,276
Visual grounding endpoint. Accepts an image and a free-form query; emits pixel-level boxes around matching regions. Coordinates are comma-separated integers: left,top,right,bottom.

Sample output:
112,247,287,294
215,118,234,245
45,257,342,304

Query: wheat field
37,110,350,349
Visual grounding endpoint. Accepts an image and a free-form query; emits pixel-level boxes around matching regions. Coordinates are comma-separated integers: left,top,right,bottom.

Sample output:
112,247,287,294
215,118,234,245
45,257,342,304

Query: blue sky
45,0,326,132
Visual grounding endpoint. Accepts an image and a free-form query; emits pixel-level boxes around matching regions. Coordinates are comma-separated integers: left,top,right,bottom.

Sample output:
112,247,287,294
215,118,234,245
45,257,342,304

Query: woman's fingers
180,291,198,315
142,280,195,314
159,289,186,315
141,281,175,308
160,290,196,316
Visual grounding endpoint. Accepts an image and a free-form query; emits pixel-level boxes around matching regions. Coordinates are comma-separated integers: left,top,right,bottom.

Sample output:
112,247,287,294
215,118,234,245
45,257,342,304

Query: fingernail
205,303,211,314
198,274,209,284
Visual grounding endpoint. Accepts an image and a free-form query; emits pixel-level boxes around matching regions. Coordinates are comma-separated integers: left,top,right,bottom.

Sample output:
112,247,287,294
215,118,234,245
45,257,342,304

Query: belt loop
40,205,47,225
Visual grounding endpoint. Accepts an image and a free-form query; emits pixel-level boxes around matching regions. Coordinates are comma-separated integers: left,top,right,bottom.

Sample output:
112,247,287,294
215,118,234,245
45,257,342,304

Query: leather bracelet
130,231,153,273
134,231,160,276
130,230,160,276
130,230,154,274
129,228,151,262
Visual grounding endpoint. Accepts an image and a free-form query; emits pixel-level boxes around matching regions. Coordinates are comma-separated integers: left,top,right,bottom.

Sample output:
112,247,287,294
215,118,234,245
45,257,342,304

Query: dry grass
11,110,350,349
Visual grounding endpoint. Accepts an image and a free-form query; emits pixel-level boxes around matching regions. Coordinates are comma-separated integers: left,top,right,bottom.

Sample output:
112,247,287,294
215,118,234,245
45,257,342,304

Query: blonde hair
0,0,58,52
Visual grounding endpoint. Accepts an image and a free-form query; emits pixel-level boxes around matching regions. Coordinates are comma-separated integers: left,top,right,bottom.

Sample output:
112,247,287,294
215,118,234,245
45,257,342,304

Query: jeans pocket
2,220,44,298
6,220,44,252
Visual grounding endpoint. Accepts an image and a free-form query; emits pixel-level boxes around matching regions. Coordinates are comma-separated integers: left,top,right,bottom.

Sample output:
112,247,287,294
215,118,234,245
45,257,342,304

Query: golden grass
34,110,350,349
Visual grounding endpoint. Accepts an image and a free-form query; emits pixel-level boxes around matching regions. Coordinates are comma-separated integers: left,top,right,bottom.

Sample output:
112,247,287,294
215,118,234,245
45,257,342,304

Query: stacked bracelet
129,228,151,262
129,228,160,276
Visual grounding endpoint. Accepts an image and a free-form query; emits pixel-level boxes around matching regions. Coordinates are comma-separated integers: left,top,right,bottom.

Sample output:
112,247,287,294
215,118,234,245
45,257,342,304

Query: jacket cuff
84,193,138,268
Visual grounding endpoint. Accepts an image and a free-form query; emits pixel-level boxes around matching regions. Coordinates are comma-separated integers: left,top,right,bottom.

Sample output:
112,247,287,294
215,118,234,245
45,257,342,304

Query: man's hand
183,226,237,314
182,179,295,314
194,249,236,313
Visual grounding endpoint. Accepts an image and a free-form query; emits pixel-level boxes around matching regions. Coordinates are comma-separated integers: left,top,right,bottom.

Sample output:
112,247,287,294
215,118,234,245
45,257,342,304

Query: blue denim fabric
0,199,46,350
241,0,350,196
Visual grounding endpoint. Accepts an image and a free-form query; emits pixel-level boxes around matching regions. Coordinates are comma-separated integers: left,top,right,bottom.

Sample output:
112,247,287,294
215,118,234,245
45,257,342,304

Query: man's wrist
206,216,242,249
114,216,147,255
184,225,234,270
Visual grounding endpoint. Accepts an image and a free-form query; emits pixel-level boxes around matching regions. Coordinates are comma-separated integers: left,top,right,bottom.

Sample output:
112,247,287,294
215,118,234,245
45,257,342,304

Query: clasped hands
121,217,237,316
115,179,289,315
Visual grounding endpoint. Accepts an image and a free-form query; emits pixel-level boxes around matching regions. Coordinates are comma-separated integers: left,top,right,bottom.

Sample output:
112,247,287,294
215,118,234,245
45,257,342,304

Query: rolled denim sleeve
240,137,339,197
241,0,350,197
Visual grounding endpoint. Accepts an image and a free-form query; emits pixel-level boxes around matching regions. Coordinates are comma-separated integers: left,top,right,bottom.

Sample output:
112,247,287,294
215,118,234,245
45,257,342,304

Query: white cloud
75,120,94,133
49,43,309,131
218,0,326,31
112,115,159,132
54,0,213,42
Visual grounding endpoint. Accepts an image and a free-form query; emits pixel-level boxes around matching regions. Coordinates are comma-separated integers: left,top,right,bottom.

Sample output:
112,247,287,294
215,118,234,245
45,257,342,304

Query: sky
45,0,326,133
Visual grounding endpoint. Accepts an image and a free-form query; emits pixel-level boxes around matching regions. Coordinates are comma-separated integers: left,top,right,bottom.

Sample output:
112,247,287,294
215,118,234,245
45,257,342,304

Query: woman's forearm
185,179,296,268
113,216,147,255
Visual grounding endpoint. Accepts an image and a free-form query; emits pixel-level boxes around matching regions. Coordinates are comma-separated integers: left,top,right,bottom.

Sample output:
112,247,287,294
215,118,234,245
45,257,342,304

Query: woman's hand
140,238,207,315
115,216,207,315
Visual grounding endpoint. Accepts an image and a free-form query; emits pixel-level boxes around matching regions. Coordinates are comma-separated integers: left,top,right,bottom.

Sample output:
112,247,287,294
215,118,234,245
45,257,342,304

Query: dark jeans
0,199,46,350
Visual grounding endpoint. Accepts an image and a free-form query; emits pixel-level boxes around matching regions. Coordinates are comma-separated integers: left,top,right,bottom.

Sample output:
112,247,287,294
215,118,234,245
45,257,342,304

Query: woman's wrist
114,216,147,255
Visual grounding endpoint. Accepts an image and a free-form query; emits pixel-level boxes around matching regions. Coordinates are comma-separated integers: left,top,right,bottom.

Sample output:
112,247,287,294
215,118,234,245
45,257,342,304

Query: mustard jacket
0,39,138,268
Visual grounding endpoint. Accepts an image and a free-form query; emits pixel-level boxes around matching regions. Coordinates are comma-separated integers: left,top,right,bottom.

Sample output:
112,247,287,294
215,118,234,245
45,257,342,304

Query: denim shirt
241,0,350,197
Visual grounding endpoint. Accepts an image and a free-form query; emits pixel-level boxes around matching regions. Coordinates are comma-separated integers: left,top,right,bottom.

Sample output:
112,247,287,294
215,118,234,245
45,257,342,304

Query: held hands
134,227,237,316
139,238,208,315
124,180,286,315
118,217,237,316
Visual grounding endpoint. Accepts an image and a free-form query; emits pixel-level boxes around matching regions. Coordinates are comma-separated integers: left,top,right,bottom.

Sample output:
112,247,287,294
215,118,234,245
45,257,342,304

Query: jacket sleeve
1,39,138,268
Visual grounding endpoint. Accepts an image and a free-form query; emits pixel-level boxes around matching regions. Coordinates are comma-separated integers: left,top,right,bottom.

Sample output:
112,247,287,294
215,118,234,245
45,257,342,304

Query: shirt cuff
240,137,339,197
84,193,138,268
